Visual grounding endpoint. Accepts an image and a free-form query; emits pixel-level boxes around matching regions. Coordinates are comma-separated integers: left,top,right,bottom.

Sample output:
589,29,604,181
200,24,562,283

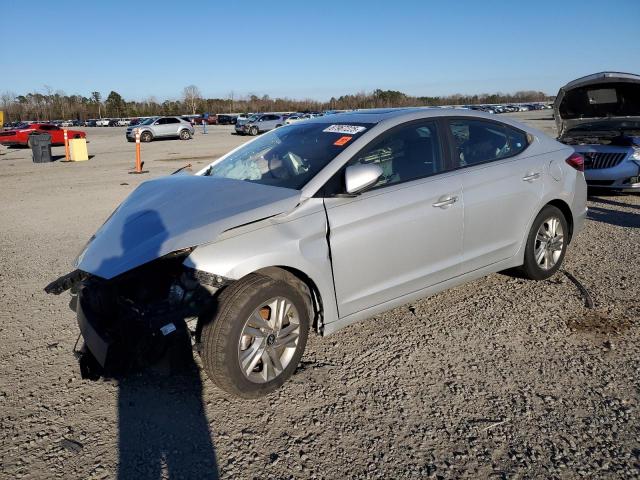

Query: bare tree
183,85,202,115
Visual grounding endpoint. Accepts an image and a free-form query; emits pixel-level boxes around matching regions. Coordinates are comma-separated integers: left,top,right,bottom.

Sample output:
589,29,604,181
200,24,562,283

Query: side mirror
345,163,383,194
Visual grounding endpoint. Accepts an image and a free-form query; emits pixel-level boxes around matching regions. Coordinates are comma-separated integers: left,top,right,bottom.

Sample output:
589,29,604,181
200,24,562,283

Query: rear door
165,117,181,135
259,115,276,132
324,119,464,317
445,118,544,272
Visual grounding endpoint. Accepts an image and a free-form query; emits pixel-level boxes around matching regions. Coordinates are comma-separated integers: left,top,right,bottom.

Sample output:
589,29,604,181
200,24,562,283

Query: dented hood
76,175,301,279
554,72,640,137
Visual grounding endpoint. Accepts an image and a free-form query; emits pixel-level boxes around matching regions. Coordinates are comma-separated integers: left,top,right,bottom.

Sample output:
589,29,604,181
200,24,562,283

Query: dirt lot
1,111,639,479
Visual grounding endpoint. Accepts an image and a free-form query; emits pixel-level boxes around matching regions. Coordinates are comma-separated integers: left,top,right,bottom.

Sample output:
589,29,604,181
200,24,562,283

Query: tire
140,131,153,143
179,129,191,140
249,126,259,136
200,274,310,398
517,205,568,280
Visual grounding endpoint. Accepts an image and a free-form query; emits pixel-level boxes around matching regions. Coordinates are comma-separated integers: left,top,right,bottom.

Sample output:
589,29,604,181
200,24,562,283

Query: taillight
565,152,584,172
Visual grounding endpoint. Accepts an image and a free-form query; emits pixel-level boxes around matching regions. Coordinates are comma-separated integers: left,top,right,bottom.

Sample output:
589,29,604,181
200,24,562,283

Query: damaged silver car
554,71,640,190
46,108,587,398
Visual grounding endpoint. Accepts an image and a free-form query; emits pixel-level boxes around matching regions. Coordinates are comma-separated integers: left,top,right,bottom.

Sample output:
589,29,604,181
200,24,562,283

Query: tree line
0,85,551,122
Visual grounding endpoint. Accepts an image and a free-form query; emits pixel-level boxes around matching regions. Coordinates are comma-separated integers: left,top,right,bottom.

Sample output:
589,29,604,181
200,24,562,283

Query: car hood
554,72,640,137
76,175,301,279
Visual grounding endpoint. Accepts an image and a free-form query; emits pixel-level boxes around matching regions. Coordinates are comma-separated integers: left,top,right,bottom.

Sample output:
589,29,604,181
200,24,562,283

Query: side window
504,126,528,156
448,119,528,168
347,121,443,188
166,118,180,124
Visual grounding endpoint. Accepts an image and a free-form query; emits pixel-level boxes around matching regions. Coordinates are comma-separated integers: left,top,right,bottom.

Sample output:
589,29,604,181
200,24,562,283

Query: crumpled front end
70,250,231,378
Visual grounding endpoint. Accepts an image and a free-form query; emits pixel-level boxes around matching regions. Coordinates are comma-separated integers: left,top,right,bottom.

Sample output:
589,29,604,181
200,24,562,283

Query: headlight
631,148,640,161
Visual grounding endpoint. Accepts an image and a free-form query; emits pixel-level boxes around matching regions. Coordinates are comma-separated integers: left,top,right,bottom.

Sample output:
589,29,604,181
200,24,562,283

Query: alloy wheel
534,216,564,270
237,297,301,383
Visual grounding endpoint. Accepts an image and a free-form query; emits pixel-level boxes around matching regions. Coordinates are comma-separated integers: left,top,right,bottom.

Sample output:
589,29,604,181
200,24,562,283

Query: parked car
217,114,237,125
125,116,194,142
554,71,640,191
0,123,86,147
193,115,218,125
284,114,314,125
46,108,586,398
241,113,285,135
117,118,131,127
96,119,111,127
234,114,258,134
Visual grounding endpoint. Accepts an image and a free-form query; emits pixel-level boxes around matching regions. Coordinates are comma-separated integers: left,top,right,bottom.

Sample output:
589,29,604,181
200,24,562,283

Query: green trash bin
31,134,52,163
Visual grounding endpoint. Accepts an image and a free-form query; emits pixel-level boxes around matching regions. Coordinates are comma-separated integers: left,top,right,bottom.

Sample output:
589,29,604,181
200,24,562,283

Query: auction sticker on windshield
323,125,367,135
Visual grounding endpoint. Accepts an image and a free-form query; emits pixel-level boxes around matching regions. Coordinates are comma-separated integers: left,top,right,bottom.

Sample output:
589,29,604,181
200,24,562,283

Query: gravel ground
0,111,639,479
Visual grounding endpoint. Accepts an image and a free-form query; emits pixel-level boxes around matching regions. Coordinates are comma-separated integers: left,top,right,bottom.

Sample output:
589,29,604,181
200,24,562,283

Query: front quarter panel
182,198,338,326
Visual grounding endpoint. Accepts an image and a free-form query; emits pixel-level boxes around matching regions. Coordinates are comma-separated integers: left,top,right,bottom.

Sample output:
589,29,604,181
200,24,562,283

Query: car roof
305,107,507,125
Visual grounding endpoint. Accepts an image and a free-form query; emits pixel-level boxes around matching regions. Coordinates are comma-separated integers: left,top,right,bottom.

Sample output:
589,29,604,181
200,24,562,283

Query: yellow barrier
69,138,89,161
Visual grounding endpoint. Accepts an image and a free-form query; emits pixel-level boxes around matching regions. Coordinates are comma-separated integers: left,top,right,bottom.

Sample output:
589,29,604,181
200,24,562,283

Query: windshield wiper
171,163,192,175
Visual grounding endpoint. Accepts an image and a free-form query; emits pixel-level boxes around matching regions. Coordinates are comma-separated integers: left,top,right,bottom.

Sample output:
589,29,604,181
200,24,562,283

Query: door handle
522,172,541,182
432,195,458,208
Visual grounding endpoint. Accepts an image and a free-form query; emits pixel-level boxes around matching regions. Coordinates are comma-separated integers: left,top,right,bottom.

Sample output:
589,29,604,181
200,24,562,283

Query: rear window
205,122,373,189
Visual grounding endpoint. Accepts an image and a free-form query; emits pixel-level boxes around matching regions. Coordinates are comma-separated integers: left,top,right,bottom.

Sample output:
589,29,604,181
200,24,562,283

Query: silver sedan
48,108,587,398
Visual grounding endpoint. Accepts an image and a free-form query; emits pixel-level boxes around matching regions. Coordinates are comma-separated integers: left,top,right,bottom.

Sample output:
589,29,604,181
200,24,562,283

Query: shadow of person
95,210,219,479
117,332,219,479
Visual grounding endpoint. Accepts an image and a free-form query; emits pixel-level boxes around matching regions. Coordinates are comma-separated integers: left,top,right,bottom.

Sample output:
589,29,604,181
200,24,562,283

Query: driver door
323,120,464,318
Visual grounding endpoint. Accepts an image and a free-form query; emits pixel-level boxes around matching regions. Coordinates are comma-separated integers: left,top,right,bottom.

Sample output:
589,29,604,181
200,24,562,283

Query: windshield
205,122,373,189
141,117,156,125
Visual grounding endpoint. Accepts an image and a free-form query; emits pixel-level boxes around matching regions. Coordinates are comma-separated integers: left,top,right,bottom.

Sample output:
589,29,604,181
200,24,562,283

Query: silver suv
126,116,195,142
240,113,285,136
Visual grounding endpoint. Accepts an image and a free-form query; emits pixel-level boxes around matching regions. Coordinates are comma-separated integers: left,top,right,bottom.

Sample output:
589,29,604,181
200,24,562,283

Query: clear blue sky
3,0,639,101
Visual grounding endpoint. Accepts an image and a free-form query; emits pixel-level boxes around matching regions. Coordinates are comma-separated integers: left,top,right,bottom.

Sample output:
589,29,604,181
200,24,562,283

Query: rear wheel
518,205,568,280
179,129,191,140
140,131,153,143
200,274,310,398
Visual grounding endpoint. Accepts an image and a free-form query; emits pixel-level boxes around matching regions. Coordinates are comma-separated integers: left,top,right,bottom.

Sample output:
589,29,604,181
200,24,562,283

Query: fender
183,198,339,329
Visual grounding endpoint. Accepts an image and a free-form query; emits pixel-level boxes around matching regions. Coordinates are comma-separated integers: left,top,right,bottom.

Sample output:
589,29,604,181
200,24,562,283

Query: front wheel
518,205,568,280
140,131,153,143
200,274,310,398
249,126,259,136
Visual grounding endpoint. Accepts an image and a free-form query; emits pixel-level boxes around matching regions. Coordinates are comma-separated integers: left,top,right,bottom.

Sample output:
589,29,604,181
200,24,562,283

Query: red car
0,123,86,147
